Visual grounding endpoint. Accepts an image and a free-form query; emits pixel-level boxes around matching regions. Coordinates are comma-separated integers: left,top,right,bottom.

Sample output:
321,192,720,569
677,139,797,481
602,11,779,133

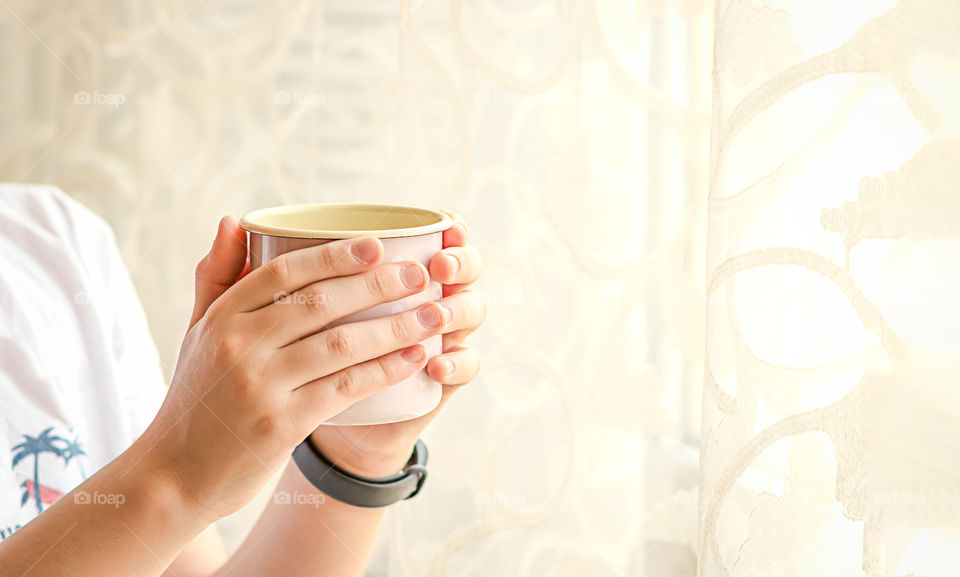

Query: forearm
213,460,386,577
0,434,210,577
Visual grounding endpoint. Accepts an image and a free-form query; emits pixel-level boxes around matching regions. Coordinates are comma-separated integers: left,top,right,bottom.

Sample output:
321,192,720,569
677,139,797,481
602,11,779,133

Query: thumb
190,215,248,329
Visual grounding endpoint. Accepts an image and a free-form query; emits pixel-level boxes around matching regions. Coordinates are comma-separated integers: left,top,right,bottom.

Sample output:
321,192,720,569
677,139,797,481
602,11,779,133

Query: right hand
142,216,450,522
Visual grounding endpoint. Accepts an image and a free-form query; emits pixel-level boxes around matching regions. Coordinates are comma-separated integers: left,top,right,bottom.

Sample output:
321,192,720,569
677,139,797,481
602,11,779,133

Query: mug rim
239,202,453,239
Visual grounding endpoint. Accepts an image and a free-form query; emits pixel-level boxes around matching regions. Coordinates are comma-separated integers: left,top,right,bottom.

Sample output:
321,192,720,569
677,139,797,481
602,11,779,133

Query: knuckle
251,411,280,438
217,331,246,361
264,256,292,286
325,328,356,359
375,355,399,383
317,243,339,271
232,369,259,398
204,297,227,321
303,286,332,316
390,314,413,342
332,369,362,398
365,269,391,299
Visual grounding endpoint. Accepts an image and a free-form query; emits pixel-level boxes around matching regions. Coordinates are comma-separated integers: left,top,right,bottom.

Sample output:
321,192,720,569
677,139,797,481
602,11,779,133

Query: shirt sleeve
50,187,169,443
1,183,171,462
103,237,169,441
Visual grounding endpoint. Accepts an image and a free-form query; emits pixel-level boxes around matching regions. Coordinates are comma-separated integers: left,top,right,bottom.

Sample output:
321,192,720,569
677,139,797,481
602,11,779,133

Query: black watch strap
292,437,428,508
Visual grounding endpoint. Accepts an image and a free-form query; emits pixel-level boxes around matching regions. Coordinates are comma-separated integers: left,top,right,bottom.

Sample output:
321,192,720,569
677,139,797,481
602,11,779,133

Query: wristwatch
292,436,428,508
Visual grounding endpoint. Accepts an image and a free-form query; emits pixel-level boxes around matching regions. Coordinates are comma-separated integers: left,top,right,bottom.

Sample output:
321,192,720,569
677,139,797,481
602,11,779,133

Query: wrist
309,429,415,478
81,434,215,554
125,430,220,527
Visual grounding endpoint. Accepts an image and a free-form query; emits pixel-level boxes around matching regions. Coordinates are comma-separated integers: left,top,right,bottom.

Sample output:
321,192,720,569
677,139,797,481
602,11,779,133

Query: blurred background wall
0,1,711,574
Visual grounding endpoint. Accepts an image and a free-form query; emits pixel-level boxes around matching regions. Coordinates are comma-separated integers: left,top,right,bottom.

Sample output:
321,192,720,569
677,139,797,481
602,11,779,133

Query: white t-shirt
0,183,167,539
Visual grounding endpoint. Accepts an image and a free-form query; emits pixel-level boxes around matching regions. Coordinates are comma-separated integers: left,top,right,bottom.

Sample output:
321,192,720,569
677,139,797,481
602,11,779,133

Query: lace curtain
1,1,956,575
703,1,960,576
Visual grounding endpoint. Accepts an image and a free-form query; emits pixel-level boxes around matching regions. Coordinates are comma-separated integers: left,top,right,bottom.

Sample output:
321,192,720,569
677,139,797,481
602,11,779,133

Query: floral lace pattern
705,1,960,576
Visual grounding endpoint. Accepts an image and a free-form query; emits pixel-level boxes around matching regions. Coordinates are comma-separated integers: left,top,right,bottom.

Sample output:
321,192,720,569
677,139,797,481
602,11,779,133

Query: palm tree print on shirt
10,426,86,514
58,433,87,480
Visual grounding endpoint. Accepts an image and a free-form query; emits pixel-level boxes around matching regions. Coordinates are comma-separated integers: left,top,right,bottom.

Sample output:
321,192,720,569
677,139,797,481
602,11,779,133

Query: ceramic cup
239,203,453,426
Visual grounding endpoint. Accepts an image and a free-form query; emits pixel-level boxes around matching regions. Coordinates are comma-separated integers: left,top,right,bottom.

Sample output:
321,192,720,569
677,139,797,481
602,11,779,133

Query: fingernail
417,304,444,328
350,237,379,264
401,263,425,289
401,345,424,363
444,254,459,275
439,302,453,324
439,358,455,377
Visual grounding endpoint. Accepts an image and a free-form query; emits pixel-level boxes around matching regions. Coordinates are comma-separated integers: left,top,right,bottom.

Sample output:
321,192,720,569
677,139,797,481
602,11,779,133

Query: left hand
308,210,485,477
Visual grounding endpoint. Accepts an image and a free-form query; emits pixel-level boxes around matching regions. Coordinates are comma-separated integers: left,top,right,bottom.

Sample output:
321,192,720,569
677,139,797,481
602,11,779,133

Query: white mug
240,202,453,426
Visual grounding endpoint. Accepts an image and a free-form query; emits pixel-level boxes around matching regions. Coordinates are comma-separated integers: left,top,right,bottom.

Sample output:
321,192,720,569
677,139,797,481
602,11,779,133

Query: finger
251,261,430,347
389,345,476,431
428,245,483,286
439,289,486,347
419,345,478,422
268,301,451,388
291,344,427,425
440,209,468,249
191,216,248,329
237,259,252,281
221,236,383,314
443,327,478,350
436,289,486,336
442,282,473,298
426,345,479,386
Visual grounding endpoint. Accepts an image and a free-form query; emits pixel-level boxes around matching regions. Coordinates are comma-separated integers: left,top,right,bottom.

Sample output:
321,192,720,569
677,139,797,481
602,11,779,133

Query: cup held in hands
240,203,453,426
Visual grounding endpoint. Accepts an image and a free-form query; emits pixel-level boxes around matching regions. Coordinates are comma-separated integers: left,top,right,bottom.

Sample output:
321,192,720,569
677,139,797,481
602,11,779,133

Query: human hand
144,216,449,521
309,211,486,478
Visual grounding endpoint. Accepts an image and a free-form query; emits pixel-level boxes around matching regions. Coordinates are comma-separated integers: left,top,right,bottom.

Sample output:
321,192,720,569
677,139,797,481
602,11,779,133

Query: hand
309,211,486,478
143,217,449,521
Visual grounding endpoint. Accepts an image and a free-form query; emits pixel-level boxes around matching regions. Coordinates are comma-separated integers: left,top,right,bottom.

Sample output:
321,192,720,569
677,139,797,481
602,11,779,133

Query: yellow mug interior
239,203,452,239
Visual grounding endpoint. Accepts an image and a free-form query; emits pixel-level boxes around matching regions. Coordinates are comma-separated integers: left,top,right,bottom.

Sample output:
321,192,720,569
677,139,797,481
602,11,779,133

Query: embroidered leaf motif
821,139,960,249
